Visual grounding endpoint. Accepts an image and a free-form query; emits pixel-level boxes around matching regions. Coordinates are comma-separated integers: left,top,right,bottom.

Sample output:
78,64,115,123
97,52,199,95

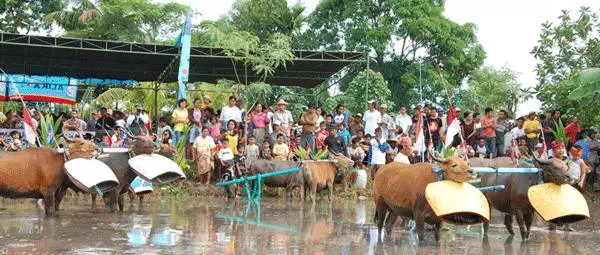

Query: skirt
253,128,266,149
196,150,213,176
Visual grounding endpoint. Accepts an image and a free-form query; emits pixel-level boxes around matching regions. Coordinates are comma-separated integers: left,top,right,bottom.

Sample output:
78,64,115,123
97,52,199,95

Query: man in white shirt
394,106,412,136
370,127,387,179
220,96,242,129
272,99,293,136
393,137,412,164
510,117,526,140
379,104,394,139
363,100,381,136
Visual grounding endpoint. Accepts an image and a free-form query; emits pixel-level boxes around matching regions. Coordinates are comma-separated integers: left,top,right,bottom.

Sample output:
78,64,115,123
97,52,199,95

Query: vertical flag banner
444,105,461,147
0,74,6,101
22,107,37,145
176,9,192,100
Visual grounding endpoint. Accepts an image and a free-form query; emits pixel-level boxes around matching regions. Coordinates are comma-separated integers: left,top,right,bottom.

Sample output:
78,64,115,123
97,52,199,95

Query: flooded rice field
1,196,600,254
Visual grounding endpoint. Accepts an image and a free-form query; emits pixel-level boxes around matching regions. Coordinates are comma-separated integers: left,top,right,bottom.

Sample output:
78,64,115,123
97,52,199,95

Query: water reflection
0,198,599,254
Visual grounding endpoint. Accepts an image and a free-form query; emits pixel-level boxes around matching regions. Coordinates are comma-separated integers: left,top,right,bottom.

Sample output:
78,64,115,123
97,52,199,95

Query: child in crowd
349,137,366,165
567,144,590,190
338,123,351,148
5,131,23,152
315,121,329,150
209,116,221,144
261,141,273,160
156,117,172,139
269,121,284,148
218,138,236,198
245,136,260,166
476,138,488,158
273,133,290,160
161,130,173,145
0,133,6,150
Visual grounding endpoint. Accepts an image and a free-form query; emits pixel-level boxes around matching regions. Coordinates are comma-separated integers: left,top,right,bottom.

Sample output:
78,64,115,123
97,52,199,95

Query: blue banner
0,74,78,104
176,9,192,100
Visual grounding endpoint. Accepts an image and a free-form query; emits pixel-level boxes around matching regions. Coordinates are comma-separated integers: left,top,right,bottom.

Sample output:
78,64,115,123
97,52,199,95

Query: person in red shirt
564,116,580,146
481,107,498,157
315,122,329,150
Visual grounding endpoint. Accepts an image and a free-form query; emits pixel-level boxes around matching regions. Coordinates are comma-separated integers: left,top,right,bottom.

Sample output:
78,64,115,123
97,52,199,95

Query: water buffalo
373,153,475,241
247,160,304,199
302,153,354,203
0,138,98,216
472,155,569,239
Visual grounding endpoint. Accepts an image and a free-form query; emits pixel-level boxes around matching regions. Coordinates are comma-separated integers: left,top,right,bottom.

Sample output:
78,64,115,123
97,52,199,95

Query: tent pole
154,81,159,131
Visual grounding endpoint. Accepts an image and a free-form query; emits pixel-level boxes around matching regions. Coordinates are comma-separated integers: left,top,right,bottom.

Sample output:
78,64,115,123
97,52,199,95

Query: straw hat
528,183,589,224
425,181,490,224
276,99,288,105
203,95,212,102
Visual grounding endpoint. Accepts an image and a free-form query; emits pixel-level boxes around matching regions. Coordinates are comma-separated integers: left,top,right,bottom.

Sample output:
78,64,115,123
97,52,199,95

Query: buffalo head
118,126,160,155
65,137,101,159
532,152,570,185
431,151,474,183
331,152,354,168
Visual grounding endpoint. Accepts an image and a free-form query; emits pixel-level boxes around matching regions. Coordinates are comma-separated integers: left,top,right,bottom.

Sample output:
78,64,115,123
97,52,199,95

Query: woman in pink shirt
250,104,269,149
209,116,221,143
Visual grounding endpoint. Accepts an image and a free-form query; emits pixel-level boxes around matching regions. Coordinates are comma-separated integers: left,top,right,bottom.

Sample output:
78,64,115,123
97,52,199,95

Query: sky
165,0,600,116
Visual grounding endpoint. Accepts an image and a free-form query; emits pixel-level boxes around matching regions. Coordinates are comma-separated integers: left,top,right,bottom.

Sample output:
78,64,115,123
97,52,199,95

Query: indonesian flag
444,105,461,148
414,113,426,153
22,107,37,145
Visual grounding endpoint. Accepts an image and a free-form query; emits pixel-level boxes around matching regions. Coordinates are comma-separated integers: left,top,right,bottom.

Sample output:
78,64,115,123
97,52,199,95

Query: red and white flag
22,107,37,145
444,105,461,148
415,113,426,153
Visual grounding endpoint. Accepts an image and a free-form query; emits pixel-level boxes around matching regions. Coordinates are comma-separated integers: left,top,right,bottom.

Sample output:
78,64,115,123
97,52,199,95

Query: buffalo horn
430,150,449,163
153,143,161,153
531,149,552,165
118,126,140,139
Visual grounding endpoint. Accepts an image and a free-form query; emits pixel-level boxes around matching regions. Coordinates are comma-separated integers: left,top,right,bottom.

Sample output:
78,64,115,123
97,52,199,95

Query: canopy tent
0,32,366,89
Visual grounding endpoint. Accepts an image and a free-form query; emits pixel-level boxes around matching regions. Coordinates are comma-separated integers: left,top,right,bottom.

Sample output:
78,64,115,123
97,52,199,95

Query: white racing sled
64,158,119,195
128,153,186,184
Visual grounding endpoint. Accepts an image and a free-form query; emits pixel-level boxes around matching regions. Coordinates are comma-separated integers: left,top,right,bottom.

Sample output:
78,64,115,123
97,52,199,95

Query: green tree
298,0,485,107
531,7,600,127
0,0,64,33
229,0,305,42
343,69,393,114
45,0,187,42
454,66,527,117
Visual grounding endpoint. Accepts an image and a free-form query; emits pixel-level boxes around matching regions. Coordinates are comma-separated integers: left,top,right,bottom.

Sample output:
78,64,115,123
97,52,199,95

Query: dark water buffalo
302,154,354,203
247,160,303,199
0,138,98,216
374,154,475,241
472,155,569,239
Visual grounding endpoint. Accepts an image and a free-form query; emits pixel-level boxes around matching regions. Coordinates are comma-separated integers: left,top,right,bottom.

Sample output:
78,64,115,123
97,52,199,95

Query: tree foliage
0,0,64,33
229,0,305,42
298,0,485,108
45,0,187,42
454,66,529,118
344,69,393,114
532,7,600,127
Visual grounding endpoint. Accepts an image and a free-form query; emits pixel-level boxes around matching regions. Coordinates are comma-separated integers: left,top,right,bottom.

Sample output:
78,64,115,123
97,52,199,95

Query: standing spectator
299,105,318,151
209,116,221,143
201,95,212,110
192,127,215,186
220,96,242,130
315,122,329,150
481,108,497,156
542,110,555,145
272,99,294,137
437,108,447,137
245,136,260,166
315,107,324,129
188,98,203,159
338,123,351,148
126,105,149,135
324,126,348,156
523,112,541,150
95,107,116,131
86,112,98,131
250,104,269,149
171,99,189,145
333,104,349,127
363,100,381,136
426,109,442,151
273,133,290,160
496,110,510,156
462,112,477,147
63,110,86,133
509,117,526,141
474,112,482,134
223,120,239,155
585,129,600,188
564,116,580,146
156,117,173,140
379,104,394,139
369,127,388,179
349,114,364,137
394,106,412,137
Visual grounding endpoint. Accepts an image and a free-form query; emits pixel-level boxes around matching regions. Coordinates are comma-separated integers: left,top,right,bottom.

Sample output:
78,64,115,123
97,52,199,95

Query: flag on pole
415,112,426,154
444,105,461,147
175,9,192,100
22,107,37,145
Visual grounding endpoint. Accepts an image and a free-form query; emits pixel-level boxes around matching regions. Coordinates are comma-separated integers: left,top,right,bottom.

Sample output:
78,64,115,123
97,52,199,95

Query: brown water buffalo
0,138,98,216
247,160,303,199
472,155,569,240
374,153,475,241
302,153,354,203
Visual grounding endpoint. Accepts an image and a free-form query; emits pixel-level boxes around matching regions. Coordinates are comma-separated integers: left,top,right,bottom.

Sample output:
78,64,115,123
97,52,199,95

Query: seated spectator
261,140,272,160
324,126,348,156
156,117,173,140
273,133,290,160
5,131,24,152
349,137,366,163
476,138,488,158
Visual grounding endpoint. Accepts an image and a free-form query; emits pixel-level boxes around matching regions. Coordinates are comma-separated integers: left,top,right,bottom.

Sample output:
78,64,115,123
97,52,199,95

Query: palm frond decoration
294,146,311,160
174,125,190,171
441,146,459,159
551,120,569,145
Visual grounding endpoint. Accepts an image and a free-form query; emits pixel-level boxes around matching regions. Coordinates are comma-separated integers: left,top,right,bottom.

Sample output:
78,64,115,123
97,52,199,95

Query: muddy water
0,197,599,254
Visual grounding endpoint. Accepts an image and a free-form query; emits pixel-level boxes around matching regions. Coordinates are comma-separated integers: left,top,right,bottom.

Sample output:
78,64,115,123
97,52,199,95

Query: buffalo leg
91,194,97,209
375,200,388,238
327,181,334,202
105,192,119,212
515,211,527,240
434,221,442,241
54,185,68,211
384,211,398,234
128,191,135,204
414,213,425,241
523,210,534,239
139,195,144,207
310,183,317,204
118,194,125,211
504,214,515,236
43,186,58,216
